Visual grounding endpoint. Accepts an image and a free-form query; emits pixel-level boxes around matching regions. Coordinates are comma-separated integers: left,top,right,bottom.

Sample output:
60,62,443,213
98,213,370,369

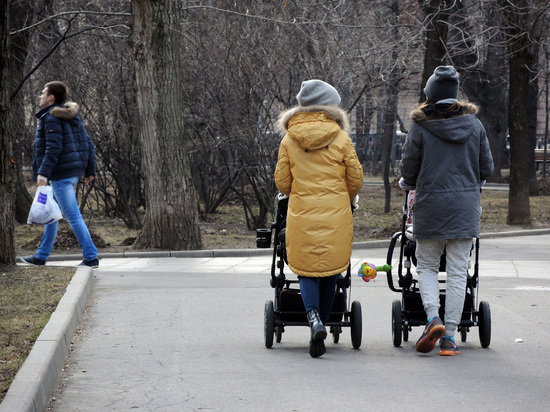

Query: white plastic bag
27,186,63,225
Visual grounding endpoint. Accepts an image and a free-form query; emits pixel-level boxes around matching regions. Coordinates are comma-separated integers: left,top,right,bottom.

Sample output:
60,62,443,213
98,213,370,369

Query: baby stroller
385,191,491,348
257,194,362,350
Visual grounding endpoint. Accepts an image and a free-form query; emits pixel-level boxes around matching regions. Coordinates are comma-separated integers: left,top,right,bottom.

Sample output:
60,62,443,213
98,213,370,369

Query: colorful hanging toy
358,262,392,282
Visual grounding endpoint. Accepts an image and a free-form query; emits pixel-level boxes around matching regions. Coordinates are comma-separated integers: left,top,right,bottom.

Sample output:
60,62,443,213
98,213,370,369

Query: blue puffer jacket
33,102,96,182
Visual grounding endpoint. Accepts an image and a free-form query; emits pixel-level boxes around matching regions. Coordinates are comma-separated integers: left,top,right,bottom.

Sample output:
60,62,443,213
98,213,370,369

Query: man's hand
85,176,95,186
37,175,48,186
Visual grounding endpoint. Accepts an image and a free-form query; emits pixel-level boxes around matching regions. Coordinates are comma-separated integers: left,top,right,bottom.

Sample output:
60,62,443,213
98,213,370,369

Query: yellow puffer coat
274,106,363,277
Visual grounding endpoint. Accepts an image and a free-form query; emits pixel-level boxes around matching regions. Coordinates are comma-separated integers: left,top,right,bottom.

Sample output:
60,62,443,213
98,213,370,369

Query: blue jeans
299,275,338,324
35,177,97,261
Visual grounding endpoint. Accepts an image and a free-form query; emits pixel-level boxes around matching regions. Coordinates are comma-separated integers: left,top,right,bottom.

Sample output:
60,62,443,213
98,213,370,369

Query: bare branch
9,10,130,35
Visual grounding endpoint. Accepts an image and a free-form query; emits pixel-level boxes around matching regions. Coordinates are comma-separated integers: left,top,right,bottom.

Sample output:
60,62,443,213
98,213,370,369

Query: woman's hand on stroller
351,195,359,212
399,177,416,191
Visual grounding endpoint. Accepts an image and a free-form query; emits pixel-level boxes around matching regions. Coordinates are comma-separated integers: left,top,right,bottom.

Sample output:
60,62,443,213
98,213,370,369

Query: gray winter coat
399,102,494,239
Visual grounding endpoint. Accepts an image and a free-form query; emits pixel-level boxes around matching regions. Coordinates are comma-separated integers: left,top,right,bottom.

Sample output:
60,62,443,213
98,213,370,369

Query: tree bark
132,0,202,250
528,69,538,195
419,0,451,102
501,0,543,224
9,1,34,223
0,0,16,266
507,52,531,224
381,90,397,214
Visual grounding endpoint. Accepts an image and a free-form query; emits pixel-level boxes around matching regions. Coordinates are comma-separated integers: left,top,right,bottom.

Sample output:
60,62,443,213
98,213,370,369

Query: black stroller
257,194,362,350
385,191,491,348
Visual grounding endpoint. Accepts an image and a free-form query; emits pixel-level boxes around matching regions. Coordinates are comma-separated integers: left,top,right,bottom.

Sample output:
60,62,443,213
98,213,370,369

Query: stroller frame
259,195,362,349
385,191,491,348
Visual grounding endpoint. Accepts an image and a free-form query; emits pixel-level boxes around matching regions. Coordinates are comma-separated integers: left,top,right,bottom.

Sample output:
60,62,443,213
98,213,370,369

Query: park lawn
0,266,74,402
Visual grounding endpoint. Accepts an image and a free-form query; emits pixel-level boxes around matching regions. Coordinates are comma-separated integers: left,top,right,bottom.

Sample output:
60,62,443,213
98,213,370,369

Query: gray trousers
416,238,473,337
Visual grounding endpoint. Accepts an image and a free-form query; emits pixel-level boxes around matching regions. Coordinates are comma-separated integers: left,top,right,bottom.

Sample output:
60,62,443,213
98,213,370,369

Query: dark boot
309,339,326,358
306,310,327,341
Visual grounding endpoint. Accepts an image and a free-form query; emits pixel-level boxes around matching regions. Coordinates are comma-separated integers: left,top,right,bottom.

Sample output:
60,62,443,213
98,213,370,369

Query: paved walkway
2,232,550,411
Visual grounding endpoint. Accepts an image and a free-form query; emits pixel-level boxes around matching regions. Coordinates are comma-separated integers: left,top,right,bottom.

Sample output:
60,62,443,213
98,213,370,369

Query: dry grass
15,179,550,254
0,266,74,401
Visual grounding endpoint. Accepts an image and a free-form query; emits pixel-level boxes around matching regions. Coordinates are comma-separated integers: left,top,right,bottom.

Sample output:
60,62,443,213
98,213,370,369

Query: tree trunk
507,53,531,224
457,39,509,178
460,68,508,178
419,0,451,102
381,0,401,213
132,0,202,250
528,69,538,195
381,97,396,214
9,0,34,223
0,0,16,266
501,0,542,225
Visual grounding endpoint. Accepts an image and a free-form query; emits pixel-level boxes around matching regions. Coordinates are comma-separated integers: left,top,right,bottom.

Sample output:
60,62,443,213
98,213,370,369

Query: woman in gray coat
399,66,494,356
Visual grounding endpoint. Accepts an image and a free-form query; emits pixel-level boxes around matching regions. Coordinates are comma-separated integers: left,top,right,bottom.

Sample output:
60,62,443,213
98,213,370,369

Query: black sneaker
20,256,46,266
416,317,445,353
439,336,461,356
78,258,99,269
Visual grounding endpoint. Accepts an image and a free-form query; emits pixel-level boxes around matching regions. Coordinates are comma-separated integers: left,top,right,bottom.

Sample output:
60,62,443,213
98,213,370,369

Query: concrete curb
36,228,550,262
0,267,94,412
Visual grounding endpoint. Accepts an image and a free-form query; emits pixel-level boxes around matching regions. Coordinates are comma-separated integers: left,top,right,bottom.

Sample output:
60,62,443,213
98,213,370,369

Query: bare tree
447,0,509,177
497,0,548,224
132,0,202,250
0,0,16,266
9,0,37,224
418,0,452,101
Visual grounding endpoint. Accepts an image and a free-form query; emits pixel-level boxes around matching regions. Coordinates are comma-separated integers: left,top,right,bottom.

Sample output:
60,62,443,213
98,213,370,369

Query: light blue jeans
35,177,97,261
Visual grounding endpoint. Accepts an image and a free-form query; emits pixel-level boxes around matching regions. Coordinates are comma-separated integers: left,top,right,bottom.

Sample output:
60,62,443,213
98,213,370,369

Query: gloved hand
351,195,359,211
398,177,415,191
278,192,289,200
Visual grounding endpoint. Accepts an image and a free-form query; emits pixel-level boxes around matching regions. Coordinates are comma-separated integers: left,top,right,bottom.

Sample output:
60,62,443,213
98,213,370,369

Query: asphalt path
41,234,550,412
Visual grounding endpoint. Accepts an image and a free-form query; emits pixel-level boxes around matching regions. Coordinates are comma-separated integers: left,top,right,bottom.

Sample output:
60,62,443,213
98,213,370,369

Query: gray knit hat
424,66,459,102
296,79,341,107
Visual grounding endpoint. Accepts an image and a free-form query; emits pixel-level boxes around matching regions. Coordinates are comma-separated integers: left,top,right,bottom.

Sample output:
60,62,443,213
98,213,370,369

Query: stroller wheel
460,327,468,343
350,301,362,349
392,300,402,347
331,325,341,344
264,300,275,348
479,301,491,348
276,326,283,343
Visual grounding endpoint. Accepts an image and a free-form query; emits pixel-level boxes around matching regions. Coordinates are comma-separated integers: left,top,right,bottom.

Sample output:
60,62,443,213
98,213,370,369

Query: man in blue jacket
21,81,99,268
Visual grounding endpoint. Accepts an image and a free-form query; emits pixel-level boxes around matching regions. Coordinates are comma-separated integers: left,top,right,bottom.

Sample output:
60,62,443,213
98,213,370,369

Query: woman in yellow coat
274,80,363,357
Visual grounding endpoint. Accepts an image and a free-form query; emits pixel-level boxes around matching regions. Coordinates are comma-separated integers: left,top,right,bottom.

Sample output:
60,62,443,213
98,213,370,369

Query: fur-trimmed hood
410,101,478,122
410,101,481,144
49,102,80,120
277,105,350,135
